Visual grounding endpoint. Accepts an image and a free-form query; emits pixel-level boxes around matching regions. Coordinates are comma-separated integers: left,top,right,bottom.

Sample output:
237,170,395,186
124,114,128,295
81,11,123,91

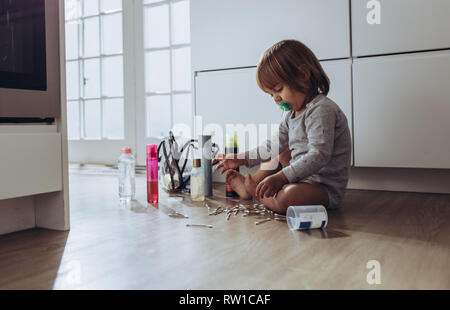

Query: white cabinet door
195,60,353,161
352,0,450,56
195,67,284,153
195,68,282,183
191,0,350,71
321,59,353,144
353,50,450,168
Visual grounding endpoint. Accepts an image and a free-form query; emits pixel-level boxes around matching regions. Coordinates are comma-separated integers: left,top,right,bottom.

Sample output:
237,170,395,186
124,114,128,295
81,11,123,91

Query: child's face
264,83,307,112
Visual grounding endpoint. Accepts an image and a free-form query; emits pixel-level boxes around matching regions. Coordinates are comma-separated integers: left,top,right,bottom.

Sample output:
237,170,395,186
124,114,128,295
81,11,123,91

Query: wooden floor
0,170,449,290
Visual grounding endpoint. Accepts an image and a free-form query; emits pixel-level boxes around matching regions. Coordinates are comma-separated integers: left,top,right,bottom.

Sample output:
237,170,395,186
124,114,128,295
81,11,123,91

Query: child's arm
281,104,336,183
244,115,290,169
213,153,247,174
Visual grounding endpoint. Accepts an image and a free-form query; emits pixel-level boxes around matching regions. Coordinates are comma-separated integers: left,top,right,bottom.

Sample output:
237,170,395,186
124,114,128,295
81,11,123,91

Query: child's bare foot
225,170,252,199
244,173,258,198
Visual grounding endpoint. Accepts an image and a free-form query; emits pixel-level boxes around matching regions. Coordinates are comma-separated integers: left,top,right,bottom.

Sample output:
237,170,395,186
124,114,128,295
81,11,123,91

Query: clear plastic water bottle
118,146,135,202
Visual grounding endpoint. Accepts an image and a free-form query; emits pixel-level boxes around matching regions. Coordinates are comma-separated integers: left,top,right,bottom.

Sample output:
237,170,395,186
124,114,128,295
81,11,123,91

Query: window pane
65,0,81,20
173,93,192,127
101,0,122,12
102,13,123,55
83,0,99,16
66,61,79,100
83,17,100,57
65,21,79,60
67,101,80,140
171,0,190,44
145,50,170,93
83,58,100,98
144,5,169,48
84,99,101,139
146,95,171,138
102,56,123,97
172,47,191,91
103,98,124,139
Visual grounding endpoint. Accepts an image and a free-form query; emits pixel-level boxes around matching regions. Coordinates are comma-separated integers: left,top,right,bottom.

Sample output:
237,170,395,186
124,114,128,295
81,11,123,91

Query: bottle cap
121,147,132,154
193,158,201,168
146,144,157,158
225,134,238,148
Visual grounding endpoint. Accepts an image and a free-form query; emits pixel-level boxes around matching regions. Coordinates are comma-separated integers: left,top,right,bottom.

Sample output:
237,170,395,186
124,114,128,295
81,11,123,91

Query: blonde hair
256,40,330,100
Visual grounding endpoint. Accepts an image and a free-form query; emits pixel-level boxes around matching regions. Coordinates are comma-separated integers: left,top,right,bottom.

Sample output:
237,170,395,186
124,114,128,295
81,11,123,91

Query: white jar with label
286,205,328,230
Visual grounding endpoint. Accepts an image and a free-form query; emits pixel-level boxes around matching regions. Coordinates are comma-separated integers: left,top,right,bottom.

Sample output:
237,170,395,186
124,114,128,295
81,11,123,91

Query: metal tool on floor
186,224,213,229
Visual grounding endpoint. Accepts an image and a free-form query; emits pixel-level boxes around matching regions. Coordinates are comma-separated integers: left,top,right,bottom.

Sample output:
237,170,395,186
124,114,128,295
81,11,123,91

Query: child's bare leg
241,149,328,212
226,149,292,200
244,150,329,214
261,182,329,214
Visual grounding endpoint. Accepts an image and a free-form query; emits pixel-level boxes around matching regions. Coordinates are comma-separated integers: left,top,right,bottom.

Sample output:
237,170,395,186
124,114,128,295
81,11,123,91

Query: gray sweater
245,94,352,209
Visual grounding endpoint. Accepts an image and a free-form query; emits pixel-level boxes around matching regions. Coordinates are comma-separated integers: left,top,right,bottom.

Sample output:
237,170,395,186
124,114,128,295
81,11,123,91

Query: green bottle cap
225,134,238,148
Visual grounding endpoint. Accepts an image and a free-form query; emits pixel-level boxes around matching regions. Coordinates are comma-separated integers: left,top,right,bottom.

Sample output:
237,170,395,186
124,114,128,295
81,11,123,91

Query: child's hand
255,172,289,199
212,153,247,174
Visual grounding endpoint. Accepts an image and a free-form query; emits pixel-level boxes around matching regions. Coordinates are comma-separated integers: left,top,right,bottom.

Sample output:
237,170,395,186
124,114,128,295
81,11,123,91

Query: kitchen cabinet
195,59,353,159
0,0,69,235
353,50,450,168
351,0,450,56
321,59,353,145
191,0,350,71
195,67,283,152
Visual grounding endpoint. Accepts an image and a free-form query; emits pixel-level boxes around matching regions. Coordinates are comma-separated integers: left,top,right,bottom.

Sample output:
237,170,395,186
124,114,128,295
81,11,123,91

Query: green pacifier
278,101,292,111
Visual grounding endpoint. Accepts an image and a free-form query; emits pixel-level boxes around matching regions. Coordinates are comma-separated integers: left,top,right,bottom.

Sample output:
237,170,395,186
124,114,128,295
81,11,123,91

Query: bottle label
298,212,327,230
147,159,158,181
225,147,238,155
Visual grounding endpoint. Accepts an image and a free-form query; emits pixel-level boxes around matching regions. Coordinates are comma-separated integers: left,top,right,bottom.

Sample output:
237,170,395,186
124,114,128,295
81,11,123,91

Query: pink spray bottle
146,144,158,204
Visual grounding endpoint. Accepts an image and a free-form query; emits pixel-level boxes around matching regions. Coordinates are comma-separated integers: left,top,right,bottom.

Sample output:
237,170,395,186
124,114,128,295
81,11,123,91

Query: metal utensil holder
157,131,219,193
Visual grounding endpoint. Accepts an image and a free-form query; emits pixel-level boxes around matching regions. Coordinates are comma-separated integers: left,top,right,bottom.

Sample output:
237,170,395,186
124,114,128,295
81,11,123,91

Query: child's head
256,40,330,102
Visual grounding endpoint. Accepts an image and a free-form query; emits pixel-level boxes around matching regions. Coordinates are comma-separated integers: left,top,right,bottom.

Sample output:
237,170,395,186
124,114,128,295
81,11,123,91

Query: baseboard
214,165,450,195
348,167,450,194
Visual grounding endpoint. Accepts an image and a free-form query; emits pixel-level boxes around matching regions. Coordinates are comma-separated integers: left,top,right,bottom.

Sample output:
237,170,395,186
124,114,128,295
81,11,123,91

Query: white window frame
65,0,192,165
66,0,136,164
135,0,193,165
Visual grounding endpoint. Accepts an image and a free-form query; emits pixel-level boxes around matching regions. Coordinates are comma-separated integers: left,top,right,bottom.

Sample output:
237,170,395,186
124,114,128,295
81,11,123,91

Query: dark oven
0,0,60,121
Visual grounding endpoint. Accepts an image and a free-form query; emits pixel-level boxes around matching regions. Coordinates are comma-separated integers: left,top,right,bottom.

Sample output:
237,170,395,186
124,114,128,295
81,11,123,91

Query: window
143,0,192,138
64,0,192,164
65,0,124,141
